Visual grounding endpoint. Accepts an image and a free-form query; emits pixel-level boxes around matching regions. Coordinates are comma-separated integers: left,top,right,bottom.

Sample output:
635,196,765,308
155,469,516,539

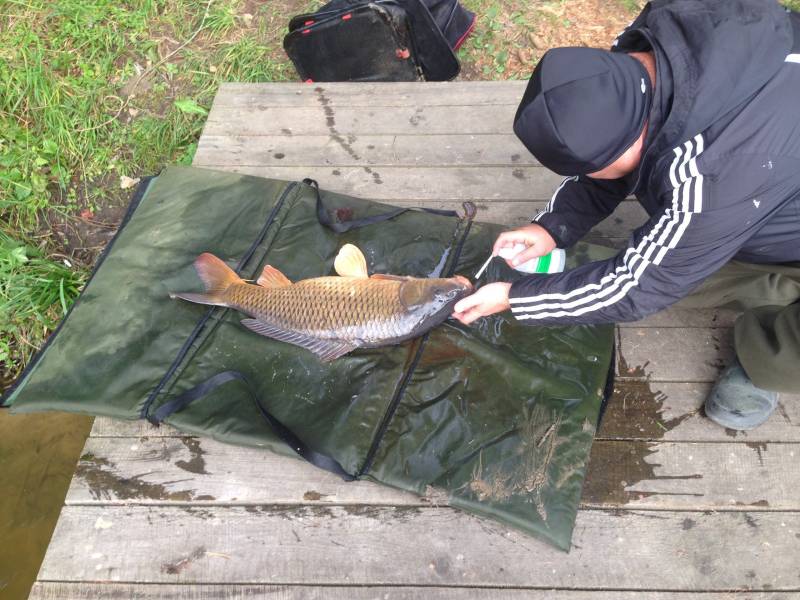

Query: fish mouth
452,275,474,292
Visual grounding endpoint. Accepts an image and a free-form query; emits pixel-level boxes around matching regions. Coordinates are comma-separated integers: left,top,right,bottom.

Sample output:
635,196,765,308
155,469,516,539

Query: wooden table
29,82,800,599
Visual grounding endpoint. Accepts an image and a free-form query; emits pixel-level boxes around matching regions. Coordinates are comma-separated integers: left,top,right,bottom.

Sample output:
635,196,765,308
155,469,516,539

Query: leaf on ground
174,98,209,116
119,175,140,189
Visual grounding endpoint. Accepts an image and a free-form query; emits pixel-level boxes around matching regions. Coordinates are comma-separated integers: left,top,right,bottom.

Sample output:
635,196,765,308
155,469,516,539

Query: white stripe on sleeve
533,176,578,222
510,134,706,320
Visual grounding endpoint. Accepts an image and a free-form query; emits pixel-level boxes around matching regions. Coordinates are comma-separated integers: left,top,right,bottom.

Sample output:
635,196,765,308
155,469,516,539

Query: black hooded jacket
509,0,800,325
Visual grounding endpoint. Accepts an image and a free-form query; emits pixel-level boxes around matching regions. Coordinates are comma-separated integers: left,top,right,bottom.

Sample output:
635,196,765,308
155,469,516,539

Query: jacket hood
615,0,793,155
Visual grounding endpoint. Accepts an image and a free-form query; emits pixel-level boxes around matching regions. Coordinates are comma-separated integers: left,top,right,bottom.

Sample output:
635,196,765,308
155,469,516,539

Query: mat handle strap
148,370,356,482
304,178,460,231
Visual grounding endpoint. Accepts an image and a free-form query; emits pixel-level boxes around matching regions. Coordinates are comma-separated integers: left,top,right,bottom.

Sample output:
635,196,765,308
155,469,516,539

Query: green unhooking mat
2,166,614,551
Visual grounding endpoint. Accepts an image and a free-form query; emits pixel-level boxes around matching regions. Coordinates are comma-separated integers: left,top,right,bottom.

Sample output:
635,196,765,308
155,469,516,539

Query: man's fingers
510,244,543,266
454,294,482,314
492,231,529,255
453,307,482,325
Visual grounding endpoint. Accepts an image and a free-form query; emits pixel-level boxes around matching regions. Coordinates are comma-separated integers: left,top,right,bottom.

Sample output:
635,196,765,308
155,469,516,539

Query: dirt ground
458,0,641,80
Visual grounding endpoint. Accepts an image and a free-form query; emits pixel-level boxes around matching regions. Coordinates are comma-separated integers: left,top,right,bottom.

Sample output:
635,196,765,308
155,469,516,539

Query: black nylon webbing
149,370,355,481
139,181,298,420
304,178,459,232
145,179,463,481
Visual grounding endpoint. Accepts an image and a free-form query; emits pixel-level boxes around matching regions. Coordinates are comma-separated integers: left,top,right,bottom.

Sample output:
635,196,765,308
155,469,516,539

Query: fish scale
171,248,473,361
223,277,409,341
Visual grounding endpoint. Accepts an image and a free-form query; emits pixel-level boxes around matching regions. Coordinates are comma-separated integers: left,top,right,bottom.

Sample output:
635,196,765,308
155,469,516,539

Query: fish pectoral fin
369,274,409,282
257,265,293,288
240,319,357,362
333,243,369,278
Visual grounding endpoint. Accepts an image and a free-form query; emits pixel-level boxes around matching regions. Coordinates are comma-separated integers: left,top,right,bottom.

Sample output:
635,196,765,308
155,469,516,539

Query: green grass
0,0,309,385
0,231,86,384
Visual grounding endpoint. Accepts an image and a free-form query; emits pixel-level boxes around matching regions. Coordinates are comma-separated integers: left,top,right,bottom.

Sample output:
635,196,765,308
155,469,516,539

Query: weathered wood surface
29,583,796,600
37,506,800,590
211,81,528,107
194,133,540,166
67,436,800,510
202,105,523,136
618,327,735,382
36,82,799,599
200,164,566,200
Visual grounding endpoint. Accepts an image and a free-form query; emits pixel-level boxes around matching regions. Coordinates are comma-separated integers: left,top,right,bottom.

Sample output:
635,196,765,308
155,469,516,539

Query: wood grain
29,582,798,600
37,506,800,589
211,81,528,107
66,436,800,510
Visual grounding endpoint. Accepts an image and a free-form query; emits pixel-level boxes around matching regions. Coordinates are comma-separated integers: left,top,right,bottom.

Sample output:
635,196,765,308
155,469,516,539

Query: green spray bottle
474,244,566,279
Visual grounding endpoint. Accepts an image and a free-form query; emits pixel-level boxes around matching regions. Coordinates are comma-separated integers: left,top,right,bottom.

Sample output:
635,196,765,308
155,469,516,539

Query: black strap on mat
139,181,299,420
149,370,356,482
146,179,464,482
304,178,459,232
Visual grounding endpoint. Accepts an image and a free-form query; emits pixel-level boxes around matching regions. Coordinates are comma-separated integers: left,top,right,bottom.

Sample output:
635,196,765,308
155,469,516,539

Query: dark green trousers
676,262,800,393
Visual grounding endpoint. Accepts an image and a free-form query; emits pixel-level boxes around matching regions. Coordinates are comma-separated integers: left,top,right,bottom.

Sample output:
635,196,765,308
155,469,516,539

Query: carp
170,244,473,361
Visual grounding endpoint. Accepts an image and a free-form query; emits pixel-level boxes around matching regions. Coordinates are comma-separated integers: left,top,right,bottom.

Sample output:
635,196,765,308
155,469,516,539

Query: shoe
704,358,778,431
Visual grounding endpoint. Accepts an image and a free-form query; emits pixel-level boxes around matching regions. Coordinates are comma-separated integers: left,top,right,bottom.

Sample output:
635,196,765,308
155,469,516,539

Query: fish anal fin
334,244,369,278
240,319,357,362
257,265,292,288
370,274,409,282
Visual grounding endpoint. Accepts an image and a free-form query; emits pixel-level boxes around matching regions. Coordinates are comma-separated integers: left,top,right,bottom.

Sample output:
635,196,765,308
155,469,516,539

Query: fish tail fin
170,253,243,307
194,252,244,297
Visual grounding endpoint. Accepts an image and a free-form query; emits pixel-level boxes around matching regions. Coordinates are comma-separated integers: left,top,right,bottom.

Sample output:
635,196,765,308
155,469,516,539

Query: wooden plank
203,105,520,136
212,81,528,107
194,165,563,201
598,383,800,442
67,436,800,510
618,327,735,383
583,441,799,509
67,436,421,506
366,198,643,235
37,506,800,589
194,134,538,167
631,308,738,328
28,582,797,600
89,388,800,443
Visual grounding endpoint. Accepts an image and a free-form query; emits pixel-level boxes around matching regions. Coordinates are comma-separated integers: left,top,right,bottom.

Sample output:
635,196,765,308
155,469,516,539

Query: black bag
283,0,475,82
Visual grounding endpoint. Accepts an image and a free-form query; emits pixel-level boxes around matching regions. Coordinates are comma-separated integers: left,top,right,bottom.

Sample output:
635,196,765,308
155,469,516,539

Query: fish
170,244,474,361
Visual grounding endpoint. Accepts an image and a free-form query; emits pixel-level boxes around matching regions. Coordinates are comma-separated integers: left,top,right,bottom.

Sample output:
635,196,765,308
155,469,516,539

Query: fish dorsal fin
334,244,368,278
257,265,292,288
370,274,409,282
241,319,357,362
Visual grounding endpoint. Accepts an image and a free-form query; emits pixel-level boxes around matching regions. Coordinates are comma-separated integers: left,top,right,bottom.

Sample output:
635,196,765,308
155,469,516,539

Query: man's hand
494,223,556,267
452,282,512,325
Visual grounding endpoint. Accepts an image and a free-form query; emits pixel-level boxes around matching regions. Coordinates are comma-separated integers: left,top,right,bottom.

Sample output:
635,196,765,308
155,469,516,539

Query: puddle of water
0,410,93,599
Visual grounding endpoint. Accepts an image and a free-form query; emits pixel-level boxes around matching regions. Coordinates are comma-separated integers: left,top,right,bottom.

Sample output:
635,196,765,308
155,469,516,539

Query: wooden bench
29,82,800,599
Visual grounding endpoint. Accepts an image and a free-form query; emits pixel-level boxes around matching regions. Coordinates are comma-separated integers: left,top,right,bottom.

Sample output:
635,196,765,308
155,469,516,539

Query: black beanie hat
513,47,652,176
